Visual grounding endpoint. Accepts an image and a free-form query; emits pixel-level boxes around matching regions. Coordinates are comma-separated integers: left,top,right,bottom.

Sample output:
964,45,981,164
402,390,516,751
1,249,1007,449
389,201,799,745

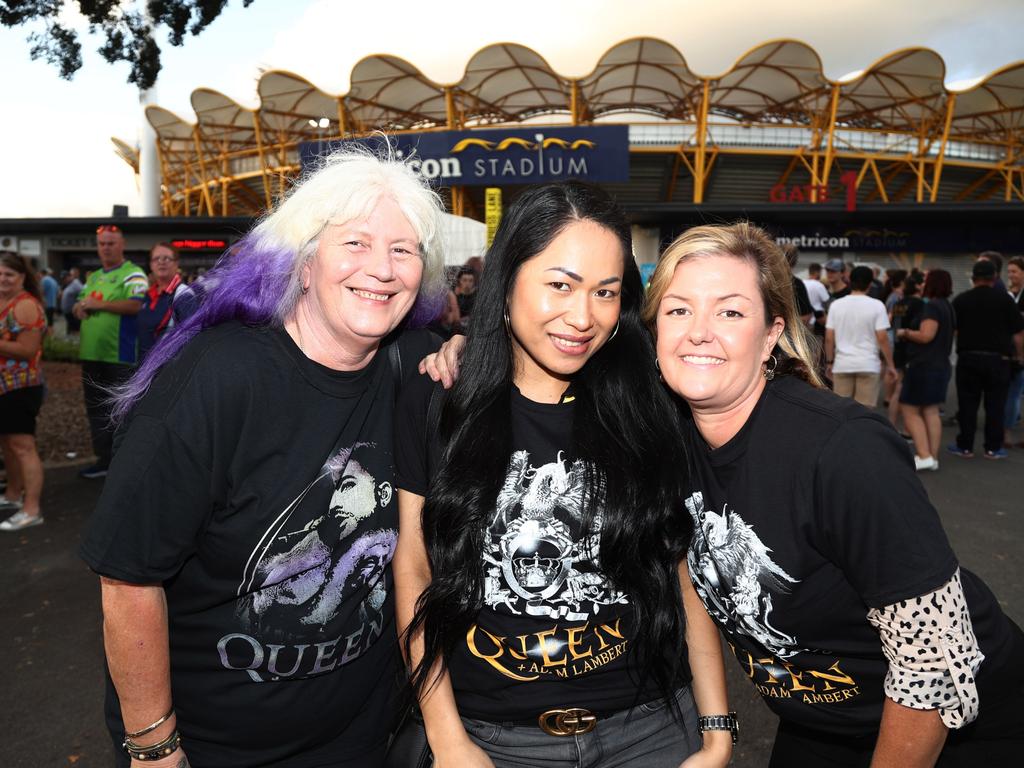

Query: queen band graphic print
483,450,627,622
685,491,808,659
221,442,396,682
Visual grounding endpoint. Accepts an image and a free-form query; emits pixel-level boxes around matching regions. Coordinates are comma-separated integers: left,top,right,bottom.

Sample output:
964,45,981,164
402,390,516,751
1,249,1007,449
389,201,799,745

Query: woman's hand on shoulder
418,334,466,389
678,730,732,768
432,736,495,768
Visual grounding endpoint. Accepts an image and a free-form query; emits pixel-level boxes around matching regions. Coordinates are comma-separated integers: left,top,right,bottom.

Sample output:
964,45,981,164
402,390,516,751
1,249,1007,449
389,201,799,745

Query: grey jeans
427,687,701,768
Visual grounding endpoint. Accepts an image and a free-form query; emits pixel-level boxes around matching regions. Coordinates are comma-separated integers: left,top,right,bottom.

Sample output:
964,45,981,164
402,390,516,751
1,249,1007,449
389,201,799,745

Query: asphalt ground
2,413,1021,767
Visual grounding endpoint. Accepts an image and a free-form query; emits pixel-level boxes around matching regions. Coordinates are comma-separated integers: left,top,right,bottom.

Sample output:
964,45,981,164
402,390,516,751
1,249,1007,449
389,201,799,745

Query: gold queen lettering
466,620,627,681
729,643,861,704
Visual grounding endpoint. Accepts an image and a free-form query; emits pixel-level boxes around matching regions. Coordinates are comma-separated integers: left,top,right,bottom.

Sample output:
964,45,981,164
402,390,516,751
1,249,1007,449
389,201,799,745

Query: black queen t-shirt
81,322,437,767
683,374,1023,736
395,376,675,722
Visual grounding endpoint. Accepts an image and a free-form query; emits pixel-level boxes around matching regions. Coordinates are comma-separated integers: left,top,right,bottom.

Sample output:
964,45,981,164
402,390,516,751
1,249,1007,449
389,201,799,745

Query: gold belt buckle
538,707,597,736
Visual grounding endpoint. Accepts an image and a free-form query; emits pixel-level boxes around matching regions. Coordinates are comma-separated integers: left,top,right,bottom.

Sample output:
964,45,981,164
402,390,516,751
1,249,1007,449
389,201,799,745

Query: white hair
253,140,447,322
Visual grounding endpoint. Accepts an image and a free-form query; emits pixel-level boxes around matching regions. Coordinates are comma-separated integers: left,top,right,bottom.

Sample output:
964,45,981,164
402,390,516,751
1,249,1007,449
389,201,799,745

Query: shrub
43,334,80,362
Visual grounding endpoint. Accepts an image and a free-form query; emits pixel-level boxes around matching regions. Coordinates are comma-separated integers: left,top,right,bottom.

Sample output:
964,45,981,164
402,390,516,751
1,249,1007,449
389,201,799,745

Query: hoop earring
763,354,778,381
609,320,619,341
503,308,511,337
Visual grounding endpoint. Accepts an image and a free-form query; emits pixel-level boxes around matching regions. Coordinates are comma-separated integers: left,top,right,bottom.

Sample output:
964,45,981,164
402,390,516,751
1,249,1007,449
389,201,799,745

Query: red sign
171,239,227,250
769,171,858,212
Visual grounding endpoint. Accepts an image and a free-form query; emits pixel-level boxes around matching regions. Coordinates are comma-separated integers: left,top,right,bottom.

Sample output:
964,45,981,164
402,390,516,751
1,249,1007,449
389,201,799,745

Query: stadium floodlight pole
308,117,329,157
138,5,161,216
318,117,329,156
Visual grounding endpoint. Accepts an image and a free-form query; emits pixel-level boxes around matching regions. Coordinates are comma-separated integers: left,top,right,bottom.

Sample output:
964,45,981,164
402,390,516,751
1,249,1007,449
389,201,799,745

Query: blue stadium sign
300,125,630,186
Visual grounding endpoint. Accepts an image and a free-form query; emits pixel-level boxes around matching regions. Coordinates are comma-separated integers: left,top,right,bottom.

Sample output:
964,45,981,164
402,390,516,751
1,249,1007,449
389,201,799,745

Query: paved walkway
1,423,1021,767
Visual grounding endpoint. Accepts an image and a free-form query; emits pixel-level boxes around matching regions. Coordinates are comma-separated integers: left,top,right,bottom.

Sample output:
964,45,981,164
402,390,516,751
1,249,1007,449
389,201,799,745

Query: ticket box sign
300,125,630,186
485,187,502,247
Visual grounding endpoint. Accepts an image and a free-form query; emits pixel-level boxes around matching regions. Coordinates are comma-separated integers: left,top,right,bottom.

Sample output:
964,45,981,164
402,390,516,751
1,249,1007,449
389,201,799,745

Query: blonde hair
642,221,824,388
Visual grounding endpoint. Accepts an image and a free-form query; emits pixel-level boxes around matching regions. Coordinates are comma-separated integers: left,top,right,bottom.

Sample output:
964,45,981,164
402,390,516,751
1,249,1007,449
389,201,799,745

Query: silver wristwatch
698,712,739,745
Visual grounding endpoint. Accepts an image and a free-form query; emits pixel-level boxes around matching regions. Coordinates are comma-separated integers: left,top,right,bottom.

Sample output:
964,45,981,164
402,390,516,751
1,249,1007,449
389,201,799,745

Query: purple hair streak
112,143,449,422
112,234,443,423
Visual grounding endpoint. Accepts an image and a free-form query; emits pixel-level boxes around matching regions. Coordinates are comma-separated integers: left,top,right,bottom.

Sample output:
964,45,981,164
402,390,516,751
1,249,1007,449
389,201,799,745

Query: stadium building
5,39,1023,279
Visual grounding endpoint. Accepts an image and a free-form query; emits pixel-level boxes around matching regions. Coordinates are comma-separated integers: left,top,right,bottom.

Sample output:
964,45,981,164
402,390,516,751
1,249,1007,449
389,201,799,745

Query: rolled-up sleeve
867,568,985,728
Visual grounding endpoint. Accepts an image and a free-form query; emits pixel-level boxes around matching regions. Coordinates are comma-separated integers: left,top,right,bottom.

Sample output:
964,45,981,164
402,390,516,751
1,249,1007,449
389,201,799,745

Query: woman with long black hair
392,183,732,768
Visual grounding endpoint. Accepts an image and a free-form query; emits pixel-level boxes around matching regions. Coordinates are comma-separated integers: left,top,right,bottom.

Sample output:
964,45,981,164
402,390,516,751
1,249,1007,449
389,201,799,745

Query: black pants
81,361,133,469
769,676,1024,768
770,708,1024,765
955,353,1011,453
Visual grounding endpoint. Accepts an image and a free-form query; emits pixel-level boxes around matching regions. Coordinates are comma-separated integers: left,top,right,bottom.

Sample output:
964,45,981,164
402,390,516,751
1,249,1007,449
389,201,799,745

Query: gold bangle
124,707,174,740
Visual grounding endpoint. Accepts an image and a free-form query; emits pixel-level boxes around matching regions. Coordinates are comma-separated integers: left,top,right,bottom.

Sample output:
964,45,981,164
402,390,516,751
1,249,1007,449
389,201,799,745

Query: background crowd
795,249,1024,469
0,160,1021,768
1,229,1022,535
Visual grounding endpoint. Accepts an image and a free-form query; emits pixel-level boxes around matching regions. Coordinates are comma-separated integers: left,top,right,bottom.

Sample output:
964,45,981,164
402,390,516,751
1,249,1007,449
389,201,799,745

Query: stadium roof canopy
126,38,1024,218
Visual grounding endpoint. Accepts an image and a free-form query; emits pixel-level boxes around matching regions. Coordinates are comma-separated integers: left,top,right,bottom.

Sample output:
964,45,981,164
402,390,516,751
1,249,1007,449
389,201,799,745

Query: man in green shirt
72,225,148,478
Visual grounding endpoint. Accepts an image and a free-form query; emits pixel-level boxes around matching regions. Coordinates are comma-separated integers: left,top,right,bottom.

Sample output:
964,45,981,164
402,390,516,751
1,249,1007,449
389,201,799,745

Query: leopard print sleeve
866,568,984,729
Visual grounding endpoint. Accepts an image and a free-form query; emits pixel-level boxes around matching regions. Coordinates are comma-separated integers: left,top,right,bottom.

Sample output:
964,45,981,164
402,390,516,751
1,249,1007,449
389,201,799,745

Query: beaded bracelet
123,730,182,762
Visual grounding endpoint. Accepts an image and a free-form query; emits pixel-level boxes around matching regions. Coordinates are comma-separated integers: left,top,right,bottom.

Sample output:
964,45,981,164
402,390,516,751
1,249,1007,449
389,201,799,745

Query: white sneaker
0,510,44,531
914,455,939,472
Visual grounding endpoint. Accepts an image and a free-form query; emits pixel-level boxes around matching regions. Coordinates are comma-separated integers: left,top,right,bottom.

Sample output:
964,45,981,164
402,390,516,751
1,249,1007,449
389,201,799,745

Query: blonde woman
644,222,1024,767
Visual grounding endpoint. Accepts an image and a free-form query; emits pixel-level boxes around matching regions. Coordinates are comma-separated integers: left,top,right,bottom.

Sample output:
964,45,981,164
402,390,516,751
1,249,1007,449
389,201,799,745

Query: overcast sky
1,0,1021,218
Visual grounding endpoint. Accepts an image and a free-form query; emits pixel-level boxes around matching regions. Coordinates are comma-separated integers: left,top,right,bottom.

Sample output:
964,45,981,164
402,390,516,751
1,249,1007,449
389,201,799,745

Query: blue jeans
1005,368,1024,433
443,687,701,768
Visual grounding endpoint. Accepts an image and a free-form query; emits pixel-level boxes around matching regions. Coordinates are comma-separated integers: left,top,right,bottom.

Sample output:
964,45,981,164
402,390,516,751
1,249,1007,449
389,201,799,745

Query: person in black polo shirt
948,259,1024,459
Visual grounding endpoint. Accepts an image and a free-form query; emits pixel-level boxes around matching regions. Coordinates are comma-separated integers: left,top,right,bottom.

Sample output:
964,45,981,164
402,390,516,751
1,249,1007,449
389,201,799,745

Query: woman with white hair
80,147,448,768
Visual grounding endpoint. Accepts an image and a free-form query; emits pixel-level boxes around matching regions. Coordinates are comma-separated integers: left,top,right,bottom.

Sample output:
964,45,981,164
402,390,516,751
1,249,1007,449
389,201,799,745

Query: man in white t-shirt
802,269,830,320
825,266,897,407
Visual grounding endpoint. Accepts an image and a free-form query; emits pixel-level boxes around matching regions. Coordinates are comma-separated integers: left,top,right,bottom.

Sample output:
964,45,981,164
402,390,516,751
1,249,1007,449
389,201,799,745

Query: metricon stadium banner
299,125,630,186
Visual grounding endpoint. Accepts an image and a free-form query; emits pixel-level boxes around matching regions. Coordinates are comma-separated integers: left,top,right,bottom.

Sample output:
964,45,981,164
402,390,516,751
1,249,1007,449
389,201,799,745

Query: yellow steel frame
150,64,1023,217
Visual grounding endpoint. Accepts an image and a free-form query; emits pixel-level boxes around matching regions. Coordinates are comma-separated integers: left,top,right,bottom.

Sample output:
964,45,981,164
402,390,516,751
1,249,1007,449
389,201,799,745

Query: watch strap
698,711,739,745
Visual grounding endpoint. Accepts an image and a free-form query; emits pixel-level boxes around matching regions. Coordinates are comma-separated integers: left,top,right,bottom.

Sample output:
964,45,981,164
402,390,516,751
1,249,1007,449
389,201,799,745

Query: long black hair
405,182,693,703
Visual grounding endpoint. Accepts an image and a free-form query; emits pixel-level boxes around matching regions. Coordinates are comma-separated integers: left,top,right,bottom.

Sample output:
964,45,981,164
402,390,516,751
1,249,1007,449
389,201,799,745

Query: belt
537,707,598,736
487,703,650,735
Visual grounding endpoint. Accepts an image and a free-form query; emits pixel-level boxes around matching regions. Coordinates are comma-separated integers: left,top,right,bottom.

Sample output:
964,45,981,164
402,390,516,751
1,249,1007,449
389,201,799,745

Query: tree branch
1,0,255,89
